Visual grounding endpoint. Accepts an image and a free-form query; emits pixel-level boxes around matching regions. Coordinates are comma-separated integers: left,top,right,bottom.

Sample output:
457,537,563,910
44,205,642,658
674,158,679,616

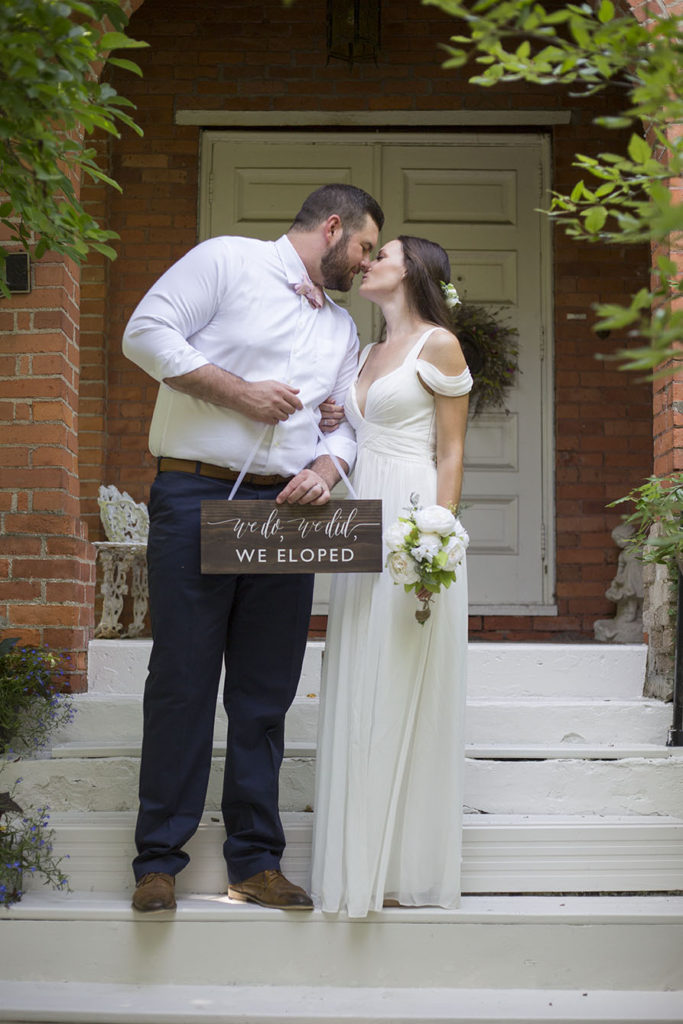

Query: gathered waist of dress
356,421,435,463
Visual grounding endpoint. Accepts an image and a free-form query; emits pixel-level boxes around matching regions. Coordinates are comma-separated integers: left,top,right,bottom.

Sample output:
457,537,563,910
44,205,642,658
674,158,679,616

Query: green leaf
657,254,678,276
594,305,640,329
106,56,144,77
627,133,651,163
99,31,149,51
584,206,608,232
91,242,119,260
595,115,633,129
594,183,616,198
598,0,615,22
569,14,591,48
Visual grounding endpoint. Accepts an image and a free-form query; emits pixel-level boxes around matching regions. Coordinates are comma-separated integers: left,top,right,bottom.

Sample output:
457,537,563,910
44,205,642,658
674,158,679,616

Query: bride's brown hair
399,235,453,333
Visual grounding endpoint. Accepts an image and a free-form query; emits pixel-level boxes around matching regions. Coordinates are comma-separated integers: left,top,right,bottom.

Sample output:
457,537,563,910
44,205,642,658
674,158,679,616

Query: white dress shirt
122,234,358,476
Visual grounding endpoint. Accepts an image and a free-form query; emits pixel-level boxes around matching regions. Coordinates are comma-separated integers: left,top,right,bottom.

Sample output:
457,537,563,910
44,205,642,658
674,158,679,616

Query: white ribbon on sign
302,406,358,500
227,425,269,501
226,407,357,501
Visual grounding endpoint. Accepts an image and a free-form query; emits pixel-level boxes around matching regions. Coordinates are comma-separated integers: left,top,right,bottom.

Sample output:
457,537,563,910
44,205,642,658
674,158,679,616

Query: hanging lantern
327,0,381,65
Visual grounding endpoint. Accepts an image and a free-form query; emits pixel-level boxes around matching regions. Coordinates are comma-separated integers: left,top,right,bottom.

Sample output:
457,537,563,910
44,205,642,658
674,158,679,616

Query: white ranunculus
410,532,442,563
414,505,456,537
384,519,413,552
387,550,420,584
442,533,467,570
453,519,469,542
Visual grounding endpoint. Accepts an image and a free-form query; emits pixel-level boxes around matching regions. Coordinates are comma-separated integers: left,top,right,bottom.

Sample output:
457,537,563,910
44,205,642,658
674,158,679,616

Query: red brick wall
0,251,94,689
79,0,653,642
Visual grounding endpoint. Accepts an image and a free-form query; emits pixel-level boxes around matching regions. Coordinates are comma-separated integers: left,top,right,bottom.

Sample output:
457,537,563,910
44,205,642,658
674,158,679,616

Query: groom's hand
235,379,302,424
276,468,330,506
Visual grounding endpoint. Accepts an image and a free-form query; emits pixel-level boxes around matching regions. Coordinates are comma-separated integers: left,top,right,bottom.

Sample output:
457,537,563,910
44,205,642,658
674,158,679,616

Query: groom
122,184,384,912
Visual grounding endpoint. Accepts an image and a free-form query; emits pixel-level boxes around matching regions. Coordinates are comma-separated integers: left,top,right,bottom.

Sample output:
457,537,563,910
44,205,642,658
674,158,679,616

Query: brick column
623,3,683,476
0,253,95,692
652,123,683,477
0,0,147,691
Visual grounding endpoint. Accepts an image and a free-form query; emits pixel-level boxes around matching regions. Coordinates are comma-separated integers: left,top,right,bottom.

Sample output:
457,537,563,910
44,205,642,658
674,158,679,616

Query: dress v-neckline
355,328,437,419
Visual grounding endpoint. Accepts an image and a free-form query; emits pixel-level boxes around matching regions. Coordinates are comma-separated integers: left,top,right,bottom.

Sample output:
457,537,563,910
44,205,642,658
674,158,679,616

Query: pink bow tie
293,274,324,310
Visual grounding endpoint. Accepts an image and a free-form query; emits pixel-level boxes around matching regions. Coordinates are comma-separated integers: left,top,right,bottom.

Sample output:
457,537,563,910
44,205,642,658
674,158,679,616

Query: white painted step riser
88,641,649,700
54,694,673,748
54,696,320,749
2,982,683,1024
28,815,683,895
1,905,681,992
6,755,683,816
49,740,676,761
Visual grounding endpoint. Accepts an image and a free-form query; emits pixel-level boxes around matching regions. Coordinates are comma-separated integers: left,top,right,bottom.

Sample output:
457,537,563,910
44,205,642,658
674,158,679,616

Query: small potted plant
0,638,73,907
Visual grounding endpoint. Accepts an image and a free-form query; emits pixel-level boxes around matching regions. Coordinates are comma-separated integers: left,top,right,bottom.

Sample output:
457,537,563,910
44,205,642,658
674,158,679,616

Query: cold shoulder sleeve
416,359,473,397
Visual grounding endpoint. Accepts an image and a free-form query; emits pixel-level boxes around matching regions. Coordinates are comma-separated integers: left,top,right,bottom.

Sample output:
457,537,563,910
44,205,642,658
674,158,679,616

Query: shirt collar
275,234,326,304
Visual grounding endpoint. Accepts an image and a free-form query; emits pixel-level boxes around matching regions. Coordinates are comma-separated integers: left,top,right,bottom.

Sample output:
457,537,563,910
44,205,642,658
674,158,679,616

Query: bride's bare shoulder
420,327,468,376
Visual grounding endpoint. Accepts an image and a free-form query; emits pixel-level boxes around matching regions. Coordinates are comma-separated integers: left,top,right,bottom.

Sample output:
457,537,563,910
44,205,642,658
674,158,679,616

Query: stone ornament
94,485,150,639
594,522,644,644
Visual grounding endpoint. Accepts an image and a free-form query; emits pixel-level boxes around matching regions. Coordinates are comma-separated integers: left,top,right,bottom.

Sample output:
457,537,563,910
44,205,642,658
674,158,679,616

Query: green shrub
0,638,74,907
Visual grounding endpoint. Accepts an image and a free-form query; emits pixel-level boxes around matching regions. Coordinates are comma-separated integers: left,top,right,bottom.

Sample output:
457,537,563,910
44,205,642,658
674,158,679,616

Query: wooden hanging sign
201,499,383,574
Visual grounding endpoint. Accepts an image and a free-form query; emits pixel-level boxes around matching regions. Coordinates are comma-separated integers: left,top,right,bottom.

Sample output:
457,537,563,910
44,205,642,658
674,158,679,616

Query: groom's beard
320,232,356,292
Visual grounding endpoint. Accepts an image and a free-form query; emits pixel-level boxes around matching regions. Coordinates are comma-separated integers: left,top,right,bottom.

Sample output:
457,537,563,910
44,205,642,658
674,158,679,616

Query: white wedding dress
311,328,473,918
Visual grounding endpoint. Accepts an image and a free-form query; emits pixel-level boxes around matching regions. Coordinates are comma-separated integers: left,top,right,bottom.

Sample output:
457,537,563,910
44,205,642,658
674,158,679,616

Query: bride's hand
318,396,345,433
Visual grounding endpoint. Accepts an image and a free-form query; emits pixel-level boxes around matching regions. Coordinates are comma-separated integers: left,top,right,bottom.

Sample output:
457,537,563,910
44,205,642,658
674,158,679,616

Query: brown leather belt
157,457,290,487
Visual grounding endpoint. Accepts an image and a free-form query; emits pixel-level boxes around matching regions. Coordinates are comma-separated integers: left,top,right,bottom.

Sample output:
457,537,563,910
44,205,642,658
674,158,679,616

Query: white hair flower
440,281,461,309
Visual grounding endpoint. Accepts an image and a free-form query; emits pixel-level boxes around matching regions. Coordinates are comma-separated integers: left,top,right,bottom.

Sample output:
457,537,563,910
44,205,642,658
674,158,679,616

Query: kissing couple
123,182,471,918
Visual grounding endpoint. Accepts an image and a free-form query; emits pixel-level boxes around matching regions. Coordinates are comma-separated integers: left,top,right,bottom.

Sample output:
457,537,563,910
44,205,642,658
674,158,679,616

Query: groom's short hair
291,184,384,234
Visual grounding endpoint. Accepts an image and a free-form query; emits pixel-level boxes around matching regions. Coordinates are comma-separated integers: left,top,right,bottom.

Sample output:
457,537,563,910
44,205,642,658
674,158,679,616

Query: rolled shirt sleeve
122,238,235,382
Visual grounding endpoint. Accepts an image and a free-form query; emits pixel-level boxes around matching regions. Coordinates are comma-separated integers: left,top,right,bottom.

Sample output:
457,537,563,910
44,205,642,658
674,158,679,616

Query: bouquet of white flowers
384,494,469,624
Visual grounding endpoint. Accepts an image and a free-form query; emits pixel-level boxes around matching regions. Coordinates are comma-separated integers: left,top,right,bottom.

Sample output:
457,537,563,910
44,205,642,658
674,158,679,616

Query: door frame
198,129,556,615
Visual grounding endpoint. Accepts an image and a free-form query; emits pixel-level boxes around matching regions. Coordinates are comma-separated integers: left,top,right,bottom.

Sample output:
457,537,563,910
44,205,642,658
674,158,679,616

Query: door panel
381,139,551,607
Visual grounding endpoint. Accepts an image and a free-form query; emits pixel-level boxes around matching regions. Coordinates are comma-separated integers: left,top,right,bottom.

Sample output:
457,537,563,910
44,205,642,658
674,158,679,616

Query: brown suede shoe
228,869,313,910
132,872,176,912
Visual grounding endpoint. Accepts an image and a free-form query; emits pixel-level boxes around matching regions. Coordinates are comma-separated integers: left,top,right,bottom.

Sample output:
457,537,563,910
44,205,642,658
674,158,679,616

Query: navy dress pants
132,470,314,883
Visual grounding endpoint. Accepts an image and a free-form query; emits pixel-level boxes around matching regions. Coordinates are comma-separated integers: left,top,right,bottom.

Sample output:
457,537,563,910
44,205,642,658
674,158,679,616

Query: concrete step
87,640,650,700
1,893,682,996
27,811,683,895
53,692,673,748
1,980,682,1023
48,738,677,761
5,748,683,816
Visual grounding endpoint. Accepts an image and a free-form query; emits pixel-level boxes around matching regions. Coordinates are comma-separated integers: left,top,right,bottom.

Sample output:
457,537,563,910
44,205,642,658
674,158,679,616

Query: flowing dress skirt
311,358,469,917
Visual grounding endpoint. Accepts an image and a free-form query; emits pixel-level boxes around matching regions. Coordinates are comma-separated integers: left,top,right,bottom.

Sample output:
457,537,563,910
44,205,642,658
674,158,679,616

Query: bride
311,235,472,917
